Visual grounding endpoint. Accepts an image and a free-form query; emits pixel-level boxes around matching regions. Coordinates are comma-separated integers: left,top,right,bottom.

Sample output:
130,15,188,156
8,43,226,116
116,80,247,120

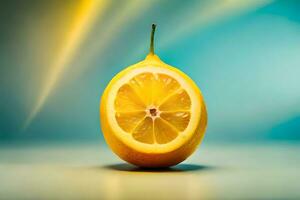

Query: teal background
1,0,300,142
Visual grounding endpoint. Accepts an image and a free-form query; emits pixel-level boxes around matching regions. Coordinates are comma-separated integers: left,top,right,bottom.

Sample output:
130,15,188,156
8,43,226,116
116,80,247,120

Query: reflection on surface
4,164,213,200
91,163,214,200
0,163,214,199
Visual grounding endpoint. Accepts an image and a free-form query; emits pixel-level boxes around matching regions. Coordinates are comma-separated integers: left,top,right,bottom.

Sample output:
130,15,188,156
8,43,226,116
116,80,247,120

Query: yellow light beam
23,0,109,129
160,0,274,47
127,0,273,61
73,0,157,75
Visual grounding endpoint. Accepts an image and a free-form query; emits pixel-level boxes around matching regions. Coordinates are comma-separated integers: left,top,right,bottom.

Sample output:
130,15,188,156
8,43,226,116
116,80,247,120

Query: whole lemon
100,24,207,167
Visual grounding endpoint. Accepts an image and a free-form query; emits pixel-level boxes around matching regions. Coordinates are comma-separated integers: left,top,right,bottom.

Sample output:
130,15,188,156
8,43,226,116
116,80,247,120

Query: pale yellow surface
0,142,299,200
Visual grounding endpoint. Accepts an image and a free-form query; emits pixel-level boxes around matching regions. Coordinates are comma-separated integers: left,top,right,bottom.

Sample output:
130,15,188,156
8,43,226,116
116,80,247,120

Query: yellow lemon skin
100,55,207,168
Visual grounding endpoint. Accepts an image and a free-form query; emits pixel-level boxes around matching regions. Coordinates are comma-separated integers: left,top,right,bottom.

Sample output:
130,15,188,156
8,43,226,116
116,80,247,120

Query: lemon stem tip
150,24,156,55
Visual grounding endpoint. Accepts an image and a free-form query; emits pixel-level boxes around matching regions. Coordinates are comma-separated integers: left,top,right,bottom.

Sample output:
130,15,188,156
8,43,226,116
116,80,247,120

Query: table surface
0,141,299,200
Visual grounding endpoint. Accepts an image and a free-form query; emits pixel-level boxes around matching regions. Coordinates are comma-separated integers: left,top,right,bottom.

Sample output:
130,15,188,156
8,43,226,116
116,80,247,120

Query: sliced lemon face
105,65,203,154
115,73,190,144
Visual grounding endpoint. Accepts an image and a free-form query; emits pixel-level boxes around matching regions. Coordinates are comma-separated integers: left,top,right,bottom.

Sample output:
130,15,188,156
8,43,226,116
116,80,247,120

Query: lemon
100,24,207,167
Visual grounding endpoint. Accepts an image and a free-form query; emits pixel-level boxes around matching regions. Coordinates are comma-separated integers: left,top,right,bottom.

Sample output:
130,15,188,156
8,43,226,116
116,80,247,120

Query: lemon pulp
115,72,191,144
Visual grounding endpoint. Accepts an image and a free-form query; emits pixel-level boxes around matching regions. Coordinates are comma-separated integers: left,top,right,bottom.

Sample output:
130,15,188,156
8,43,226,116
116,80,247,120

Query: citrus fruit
100,24,207,167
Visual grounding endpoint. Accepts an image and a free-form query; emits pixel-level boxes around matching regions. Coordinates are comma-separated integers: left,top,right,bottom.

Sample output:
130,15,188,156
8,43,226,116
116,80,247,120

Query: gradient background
1,0,300,199
1,0,299,143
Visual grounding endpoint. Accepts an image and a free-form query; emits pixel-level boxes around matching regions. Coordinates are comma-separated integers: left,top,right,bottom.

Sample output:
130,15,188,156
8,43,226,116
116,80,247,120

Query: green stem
150,24,156,55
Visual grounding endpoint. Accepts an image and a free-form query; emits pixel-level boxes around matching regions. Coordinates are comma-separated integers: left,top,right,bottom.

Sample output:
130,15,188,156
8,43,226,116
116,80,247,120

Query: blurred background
1,0,300,143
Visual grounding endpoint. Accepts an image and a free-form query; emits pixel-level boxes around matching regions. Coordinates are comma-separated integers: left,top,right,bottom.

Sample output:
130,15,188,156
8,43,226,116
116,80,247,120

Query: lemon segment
115,111,146,133
160,111,190,132
159,89,191,111
114,84,145,112
128,73,154,105
132,117,154,144
154,118,178,144
151,73,181,106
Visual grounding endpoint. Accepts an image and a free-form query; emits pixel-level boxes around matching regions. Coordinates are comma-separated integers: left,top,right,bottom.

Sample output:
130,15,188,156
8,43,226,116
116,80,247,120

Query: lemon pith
100,25,207,167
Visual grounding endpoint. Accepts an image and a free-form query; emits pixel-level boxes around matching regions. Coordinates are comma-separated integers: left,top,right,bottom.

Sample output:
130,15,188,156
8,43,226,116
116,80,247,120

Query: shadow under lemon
100,163,216,173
